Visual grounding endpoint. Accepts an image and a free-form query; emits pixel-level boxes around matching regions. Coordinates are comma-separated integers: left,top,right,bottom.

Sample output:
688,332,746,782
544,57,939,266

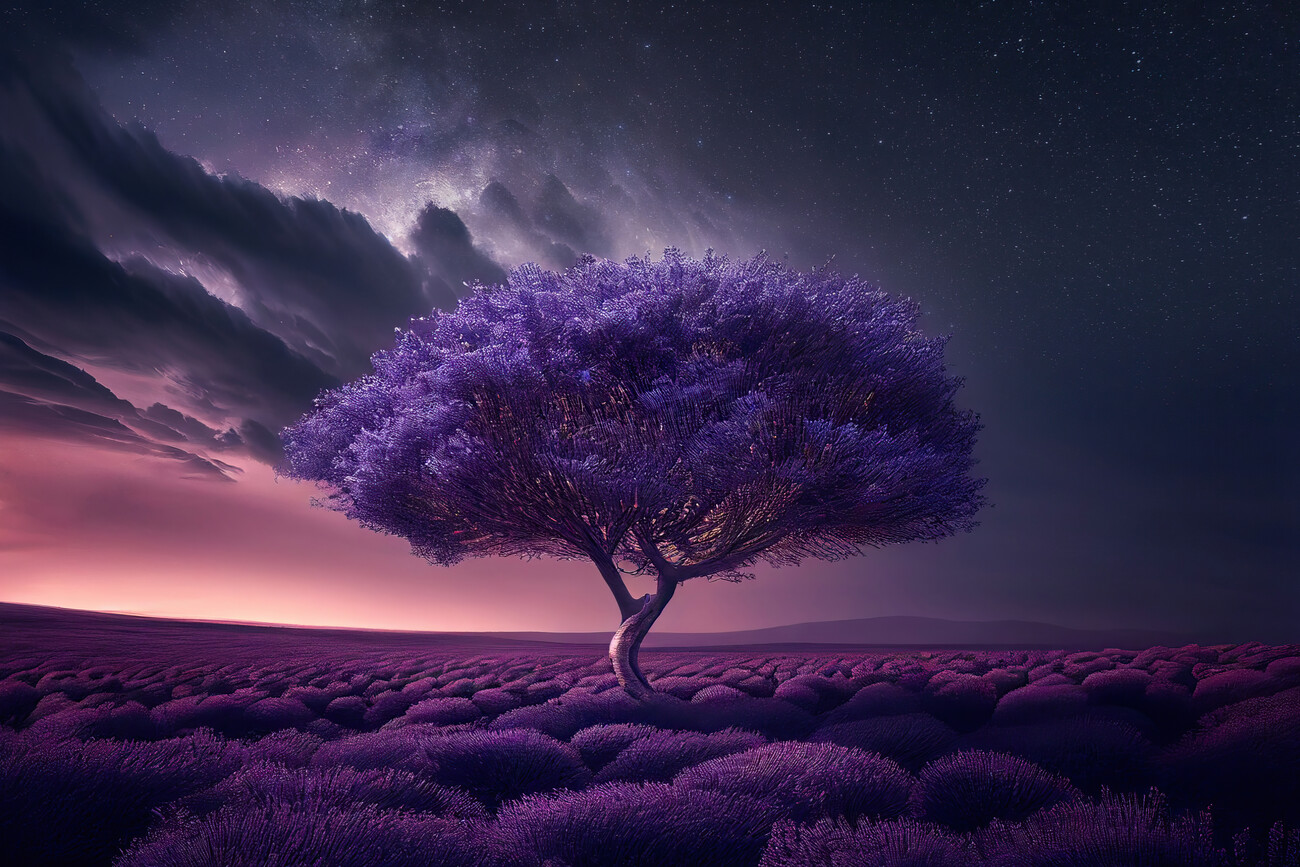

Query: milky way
0,2,1296,639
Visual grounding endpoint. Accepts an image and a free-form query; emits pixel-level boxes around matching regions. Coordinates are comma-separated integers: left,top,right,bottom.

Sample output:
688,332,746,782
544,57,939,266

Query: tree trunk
609,572,677,699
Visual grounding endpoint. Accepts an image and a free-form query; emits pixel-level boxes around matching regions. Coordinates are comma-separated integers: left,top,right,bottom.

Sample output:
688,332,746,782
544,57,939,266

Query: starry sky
1,1,1296,641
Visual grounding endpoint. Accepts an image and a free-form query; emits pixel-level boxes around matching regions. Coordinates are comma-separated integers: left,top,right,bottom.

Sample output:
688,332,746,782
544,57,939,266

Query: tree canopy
281,250,985,694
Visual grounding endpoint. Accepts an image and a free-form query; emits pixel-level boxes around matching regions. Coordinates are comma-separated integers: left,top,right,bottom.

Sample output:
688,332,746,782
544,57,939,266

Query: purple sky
1,3,1296,640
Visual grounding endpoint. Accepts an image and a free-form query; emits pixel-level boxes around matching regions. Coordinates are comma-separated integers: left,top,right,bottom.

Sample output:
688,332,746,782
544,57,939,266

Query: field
2,604,1298,866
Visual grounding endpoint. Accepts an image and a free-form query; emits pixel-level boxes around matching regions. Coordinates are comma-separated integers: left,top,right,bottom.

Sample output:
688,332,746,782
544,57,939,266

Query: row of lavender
2,639,1298,865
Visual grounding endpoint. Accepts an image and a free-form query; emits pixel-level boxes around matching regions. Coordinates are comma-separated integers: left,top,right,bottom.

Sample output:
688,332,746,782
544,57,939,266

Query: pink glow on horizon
1,433,992,634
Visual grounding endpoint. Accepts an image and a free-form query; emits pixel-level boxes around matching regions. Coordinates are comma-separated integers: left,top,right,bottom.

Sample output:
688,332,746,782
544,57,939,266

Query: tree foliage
280,250,985,583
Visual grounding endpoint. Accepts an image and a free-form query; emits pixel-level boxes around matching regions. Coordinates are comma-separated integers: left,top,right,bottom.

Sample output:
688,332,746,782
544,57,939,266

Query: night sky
1,2,1295,641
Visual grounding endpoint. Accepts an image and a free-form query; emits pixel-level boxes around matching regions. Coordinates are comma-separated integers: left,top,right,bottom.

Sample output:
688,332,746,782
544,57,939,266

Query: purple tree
280,251,985,698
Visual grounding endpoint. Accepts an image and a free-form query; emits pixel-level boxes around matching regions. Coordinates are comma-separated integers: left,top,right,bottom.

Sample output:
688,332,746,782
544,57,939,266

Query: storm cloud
0,49,507,475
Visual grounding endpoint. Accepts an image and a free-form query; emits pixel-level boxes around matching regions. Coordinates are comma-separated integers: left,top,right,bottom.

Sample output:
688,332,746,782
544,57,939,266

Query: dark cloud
14,64,431,379
0,143,336,428
478,180,580,270
532,175,613,259
480,181,531,230
0,391,232,481
235,419,285,466
140,402,227,445
408,204,508,300
0,330,137,421
0,330,271,476
0,51,508,477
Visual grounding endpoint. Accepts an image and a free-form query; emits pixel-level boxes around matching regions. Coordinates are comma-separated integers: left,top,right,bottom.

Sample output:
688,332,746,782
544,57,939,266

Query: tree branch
591,548,641,620
634,520,788,582
632,524,686,582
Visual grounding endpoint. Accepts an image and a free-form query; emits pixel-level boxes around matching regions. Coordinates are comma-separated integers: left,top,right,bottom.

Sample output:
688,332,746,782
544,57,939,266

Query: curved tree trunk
610,573,677,699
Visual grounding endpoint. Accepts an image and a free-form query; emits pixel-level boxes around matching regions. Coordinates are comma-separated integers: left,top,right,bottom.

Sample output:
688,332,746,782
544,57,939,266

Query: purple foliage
736,674,778,697
1265,822,1300,867
1082,668,1153,706
759,816,972,867
4,620,1298,866
810,713,957,772
1192,668,1278,714
1160,686,1300,828
692,683,752,703
923,671,999,732
0,680,40,724
495,781,782,867
281,685,335,713
244,729,323,767
965,717,1153,793
673,694,818,740
1147,659,1198,689
90,699,158,739
406,696,484,725
1265,656,1300,684
323,694,368,729
23,691,78,727
0,731,244,865
569,722,659,771
311,726,442,773
823,681,922,723
774,674,854,713
773,679,822,711
1062,653,1114,681
646,675,711,700
595,726,768,784
420,728,593,809
243,696,317,732
471,687,522,715
178,762,488,820
364,689,420,727
490,690,642,739
280,253,984,697
21,698,158,741
975,790,1225,866
992,683,1089,725
675,741,915,823
911,750,1080,831
117,801,510,867
281,251,984,572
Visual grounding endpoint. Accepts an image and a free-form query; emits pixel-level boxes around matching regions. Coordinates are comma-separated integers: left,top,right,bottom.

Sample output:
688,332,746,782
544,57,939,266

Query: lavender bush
674,741,915,823
810,713,957,772
759,816,973,867
495,782,782,867
593,726,767,784
910,750,1080,831
117,801,506,867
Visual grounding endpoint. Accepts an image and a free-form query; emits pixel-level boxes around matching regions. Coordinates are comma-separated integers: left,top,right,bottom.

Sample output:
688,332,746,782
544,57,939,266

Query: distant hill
485,616,1198,649
0,602,1198,652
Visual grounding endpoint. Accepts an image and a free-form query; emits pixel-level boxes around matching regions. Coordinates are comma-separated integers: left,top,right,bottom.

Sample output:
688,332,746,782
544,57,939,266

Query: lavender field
3,604,1298,866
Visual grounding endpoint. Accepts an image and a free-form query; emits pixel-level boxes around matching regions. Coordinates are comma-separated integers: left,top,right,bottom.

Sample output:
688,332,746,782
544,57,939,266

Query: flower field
2,605,1297,866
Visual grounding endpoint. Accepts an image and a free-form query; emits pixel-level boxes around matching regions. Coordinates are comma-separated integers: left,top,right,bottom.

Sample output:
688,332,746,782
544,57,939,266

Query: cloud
14,61,433,380
0,51,506,476
407,203,508,301
0,392,232,480
0,330,138,421
0,144,337,429
532,174,613,259
477,180,579,270
0,330,253,477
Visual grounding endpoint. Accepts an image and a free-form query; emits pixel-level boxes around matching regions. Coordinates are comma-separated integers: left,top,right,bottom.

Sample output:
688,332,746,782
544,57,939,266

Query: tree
280,251,986,698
